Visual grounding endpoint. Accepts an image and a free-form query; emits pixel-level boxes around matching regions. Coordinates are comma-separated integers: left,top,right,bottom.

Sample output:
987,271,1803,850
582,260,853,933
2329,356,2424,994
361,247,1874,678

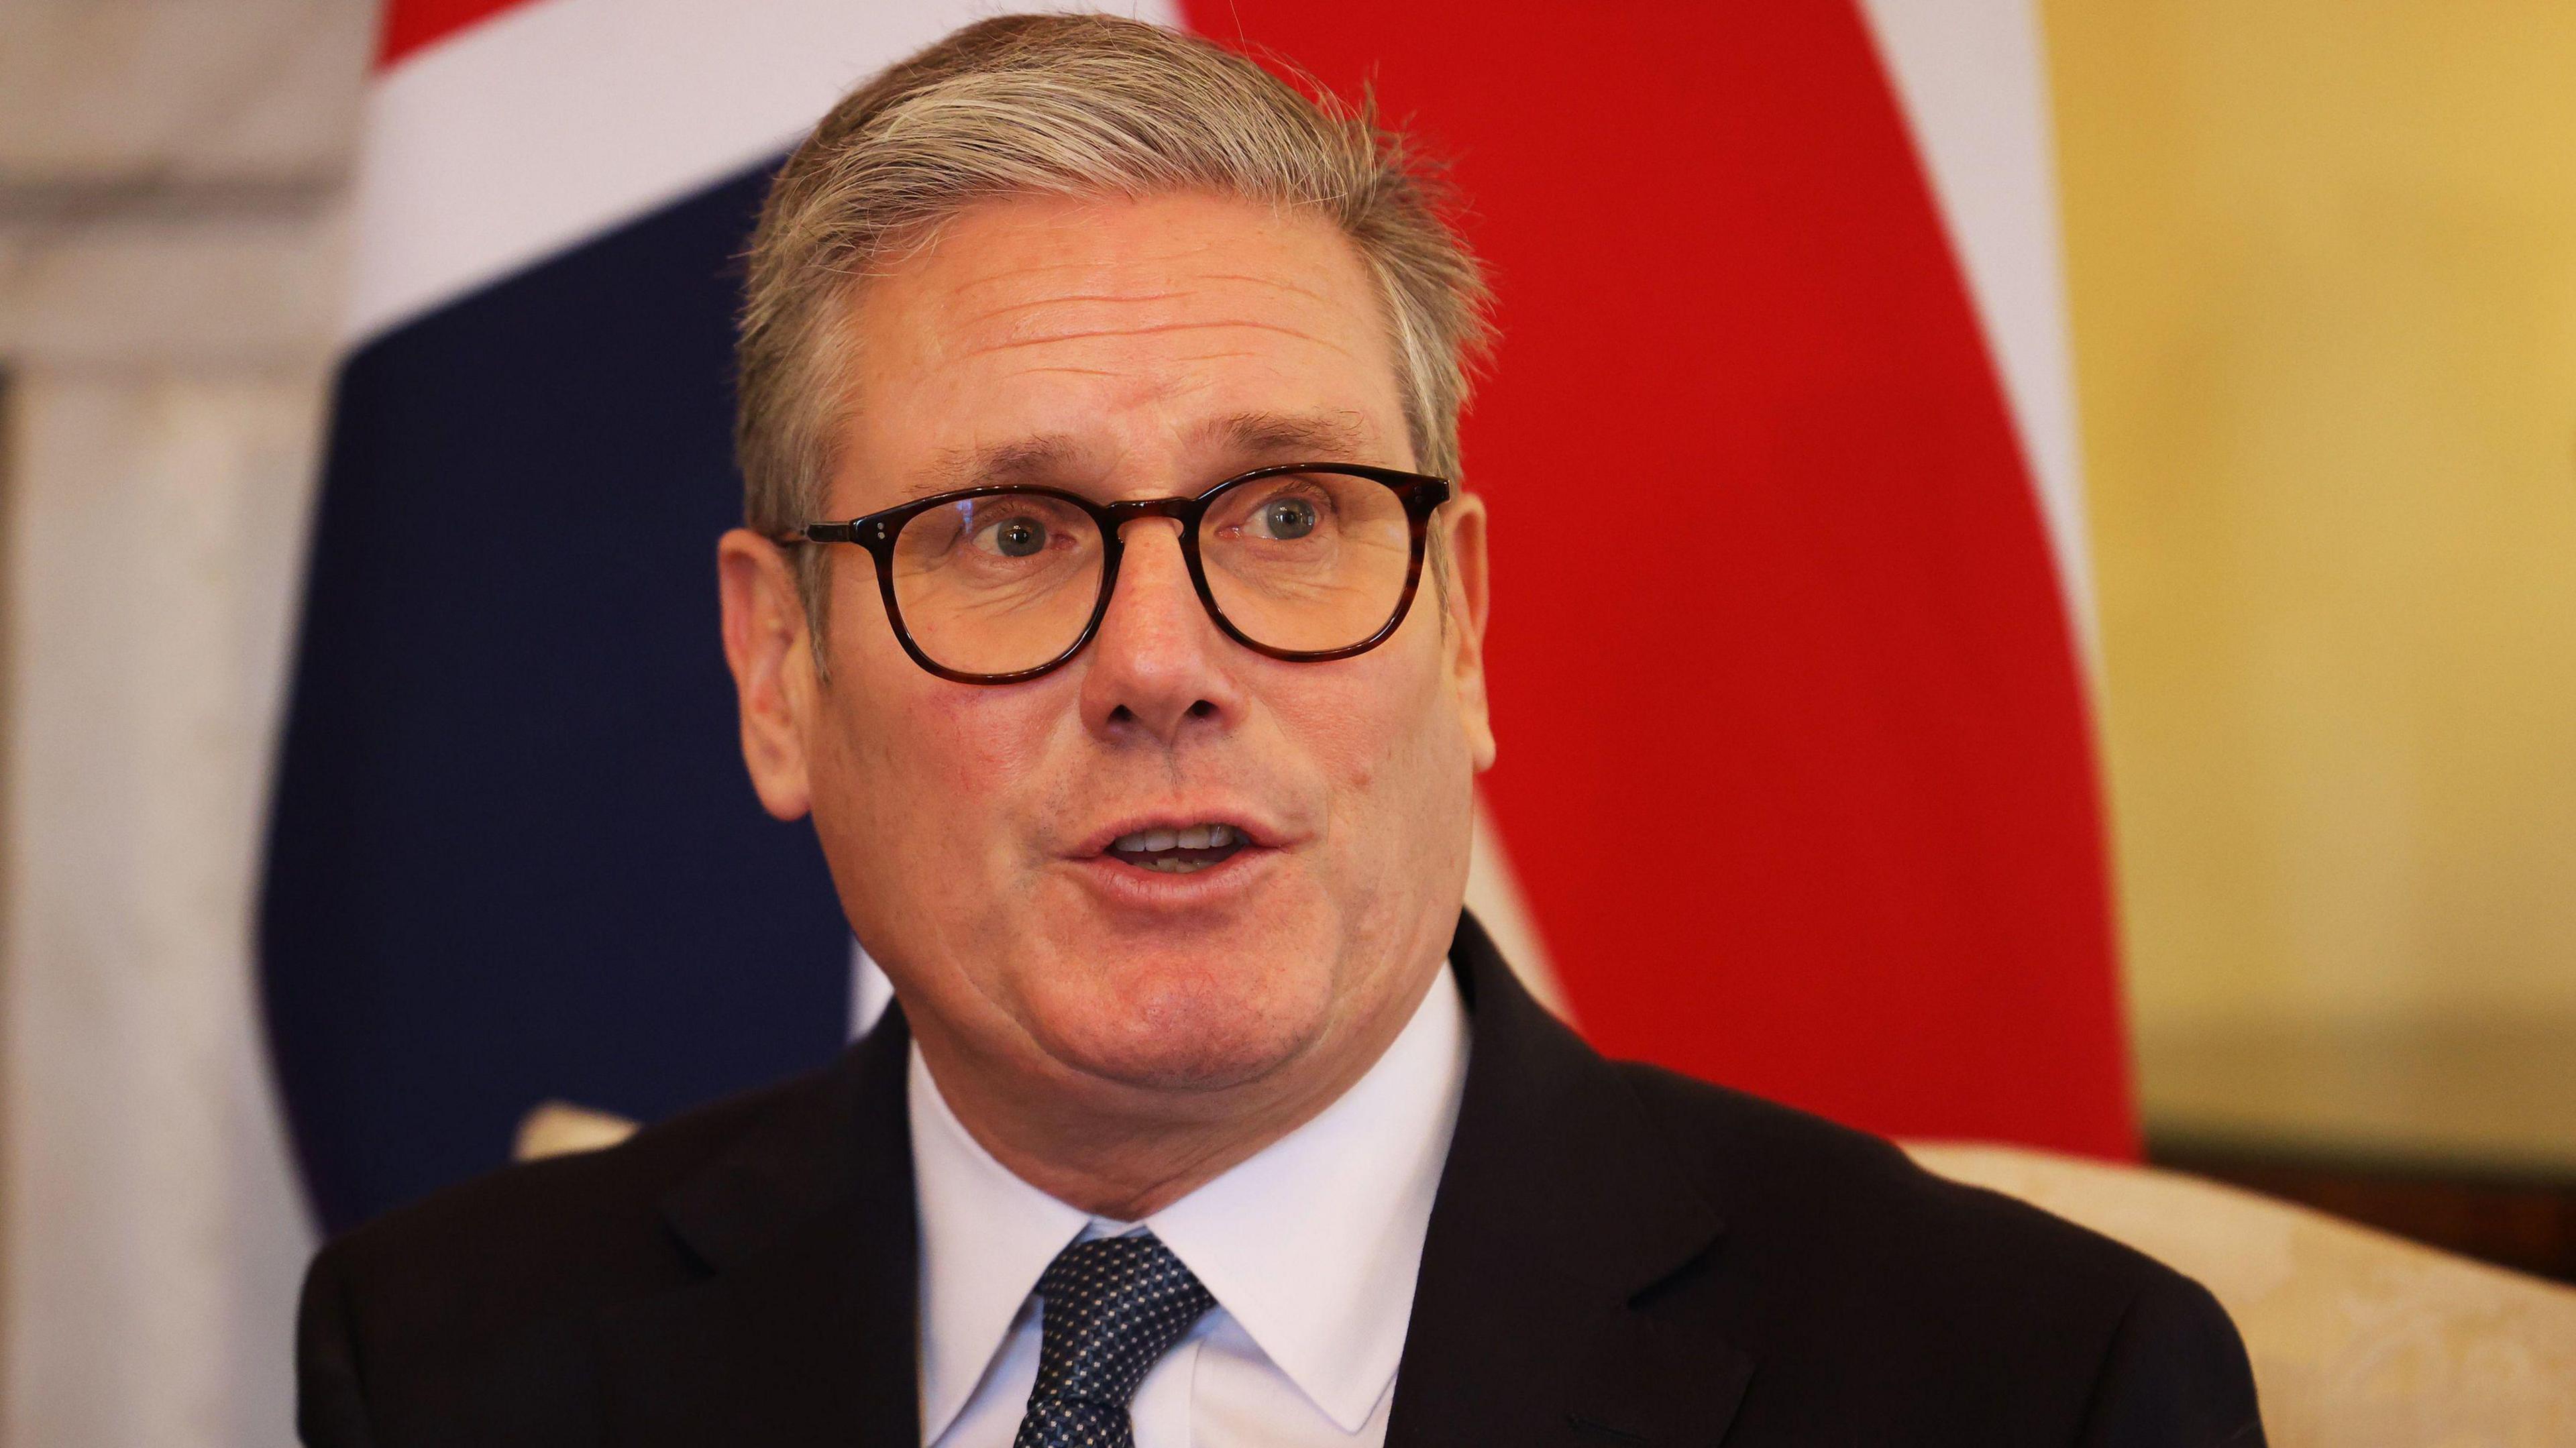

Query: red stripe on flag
377,0,540,68
1186,1,2134,1155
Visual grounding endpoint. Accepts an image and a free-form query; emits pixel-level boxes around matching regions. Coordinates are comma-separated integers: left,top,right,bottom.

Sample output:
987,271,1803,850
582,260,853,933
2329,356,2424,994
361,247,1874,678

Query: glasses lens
1199,471,1415,654
891,493,1104,676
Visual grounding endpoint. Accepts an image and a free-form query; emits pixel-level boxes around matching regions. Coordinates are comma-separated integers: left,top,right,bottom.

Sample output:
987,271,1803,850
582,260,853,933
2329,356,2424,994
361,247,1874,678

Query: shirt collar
910,965,1471,1439
910,1045,1087,1443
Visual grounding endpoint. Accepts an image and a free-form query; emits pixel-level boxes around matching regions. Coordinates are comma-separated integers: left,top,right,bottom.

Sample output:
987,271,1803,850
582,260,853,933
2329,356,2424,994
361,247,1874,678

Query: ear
717,528,818,820
1437,492,1497,771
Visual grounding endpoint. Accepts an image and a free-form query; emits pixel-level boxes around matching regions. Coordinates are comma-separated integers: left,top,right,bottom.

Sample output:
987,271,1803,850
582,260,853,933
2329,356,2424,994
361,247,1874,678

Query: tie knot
1021,1231,1216,1435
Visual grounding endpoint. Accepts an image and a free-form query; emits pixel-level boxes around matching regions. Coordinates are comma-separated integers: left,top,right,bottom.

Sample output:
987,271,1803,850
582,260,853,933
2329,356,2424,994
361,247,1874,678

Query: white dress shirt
910,966,1471,1448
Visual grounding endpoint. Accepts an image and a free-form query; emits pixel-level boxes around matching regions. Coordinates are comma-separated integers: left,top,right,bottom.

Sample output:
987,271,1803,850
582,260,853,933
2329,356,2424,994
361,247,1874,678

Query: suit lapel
594,1007,921,1445
580,911,1750,1445
1387,913,1754,1447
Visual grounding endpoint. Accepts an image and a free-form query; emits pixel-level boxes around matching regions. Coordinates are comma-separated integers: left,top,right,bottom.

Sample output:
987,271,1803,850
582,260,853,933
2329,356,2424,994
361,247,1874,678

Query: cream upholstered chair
515,1105,2576,1442
1908,1143,2576,1447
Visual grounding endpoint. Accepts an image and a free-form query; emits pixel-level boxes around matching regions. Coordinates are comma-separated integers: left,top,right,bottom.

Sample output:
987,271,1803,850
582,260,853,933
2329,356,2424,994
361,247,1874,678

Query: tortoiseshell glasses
776,463,1450,685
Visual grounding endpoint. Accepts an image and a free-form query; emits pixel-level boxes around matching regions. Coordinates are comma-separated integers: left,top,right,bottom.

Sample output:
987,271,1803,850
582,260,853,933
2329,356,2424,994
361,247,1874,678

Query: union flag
260,0,2127,1246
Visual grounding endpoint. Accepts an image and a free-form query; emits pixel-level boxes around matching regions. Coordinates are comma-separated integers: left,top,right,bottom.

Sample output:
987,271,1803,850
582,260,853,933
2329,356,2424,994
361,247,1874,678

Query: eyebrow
909,435,1095,499
899,409,1387,503
1199,409,1379,462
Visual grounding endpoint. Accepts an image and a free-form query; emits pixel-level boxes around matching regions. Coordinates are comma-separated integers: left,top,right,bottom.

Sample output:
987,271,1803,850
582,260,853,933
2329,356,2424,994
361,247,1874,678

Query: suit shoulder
1612,1060,2194,1308
1606,1060,2260,1437
309,1064,833,1339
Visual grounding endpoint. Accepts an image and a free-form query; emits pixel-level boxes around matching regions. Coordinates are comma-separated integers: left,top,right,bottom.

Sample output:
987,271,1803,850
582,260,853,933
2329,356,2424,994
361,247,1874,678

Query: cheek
815,656,1073,866
1289,636,1468,832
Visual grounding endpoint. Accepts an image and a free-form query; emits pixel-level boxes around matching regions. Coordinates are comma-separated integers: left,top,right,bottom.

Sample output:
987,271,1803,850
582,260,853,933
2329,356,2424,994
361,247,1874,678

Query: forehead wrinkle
934,249,1352,313
959,291,1191,331
955,317,1353,361
1190,271,1343,307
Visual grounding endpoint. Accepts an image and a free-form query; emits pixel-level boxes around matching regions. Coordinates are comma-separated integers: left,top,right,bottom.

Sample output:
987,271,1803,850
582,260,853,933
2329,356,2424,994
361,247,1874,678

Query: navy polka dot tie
1011,1231,1217,1448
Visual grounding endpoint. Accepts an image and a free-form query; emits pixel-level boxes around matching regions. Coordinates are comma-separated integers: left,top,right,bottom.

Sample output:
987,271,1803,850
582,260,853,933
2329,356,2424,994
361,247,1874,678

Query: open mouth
1104,822,1251,875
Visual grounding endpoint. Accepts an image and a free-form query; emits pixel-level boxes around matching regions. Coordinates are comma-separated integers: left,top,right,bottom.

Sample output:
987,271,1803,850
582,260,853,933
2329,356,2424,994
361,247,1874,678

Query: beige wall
0,3,368,1445
2047,3,2576,1159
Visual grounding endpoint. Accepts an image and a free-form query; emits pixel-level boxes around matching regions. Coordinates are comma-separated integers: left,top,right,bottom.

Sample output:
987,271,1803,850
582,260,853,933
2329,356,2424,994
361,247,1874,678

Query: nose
1076,518,1245,746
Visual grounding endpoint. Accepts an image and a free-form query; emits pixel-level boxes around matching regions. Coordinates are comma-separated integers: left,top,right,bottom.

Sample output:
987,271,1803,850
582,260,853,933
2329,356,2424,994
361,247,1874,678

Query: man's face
721,191,1492,1116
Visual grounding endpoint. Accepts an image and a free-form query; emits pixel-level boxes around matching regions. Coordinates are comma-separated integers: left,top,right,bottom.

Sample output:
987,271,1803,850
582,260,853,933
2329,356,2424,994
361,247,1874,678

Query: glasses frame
777,462,1451,685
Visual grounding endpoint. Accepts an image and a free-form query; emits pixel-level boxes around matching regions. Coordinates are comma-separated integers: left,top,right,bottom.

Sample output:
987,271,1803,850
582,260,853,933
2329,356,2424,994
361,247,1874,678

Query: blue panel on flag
260,162,851,1233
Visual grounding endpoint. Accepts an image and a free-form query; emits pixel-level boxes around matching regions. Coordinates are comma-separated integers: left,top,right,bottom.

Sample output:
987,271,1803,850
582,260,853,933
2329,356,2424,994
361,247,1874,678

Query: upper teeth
1113,823,1240,852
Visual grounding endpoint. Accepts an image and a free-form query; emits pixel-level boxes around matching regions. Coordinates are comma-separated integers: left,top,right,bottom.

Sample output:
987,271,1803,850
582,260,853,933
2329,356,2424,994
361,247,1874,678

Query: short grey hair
735,12,1494,628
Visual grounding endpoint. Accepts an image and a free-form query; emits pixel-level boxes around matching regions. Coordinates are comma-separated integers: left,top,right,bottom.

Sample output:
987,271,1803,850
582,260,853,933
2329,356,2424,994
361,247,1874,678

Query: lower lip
1063,844,1281,908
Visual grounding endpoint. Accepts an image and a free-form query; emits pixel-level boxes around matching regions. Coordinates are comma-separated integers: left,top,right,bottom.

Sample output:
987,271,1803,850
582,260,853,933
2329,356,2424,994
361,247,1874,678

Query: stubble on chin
1007,931,1342,1097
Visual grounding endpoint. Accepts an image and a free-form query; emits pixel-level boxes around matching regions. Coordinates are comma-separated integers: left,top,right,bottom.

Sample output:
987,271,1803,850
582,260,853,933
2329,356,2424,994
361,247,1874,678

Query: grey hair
734,12,1495,633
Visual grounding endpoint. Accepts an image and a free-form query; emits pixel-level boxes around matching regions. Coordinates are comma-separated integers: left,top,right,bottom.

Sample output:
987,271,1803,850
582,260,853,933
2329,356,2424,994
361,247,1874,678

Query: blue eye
1261,497,1318,539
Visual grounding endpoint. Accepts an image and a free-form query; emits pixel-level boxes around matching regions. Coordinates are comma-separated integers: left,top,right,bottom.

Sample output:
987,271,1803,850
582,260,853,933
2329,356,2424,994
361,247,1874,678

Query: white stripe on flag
1856,0,2095,663
346,0,1183,345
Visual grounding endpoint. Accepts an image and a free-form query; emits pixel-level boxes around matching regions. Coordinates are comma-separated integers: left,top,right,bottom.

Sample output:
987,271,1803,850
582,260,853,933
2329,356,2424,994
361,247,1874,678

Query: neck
910,974,1437,1221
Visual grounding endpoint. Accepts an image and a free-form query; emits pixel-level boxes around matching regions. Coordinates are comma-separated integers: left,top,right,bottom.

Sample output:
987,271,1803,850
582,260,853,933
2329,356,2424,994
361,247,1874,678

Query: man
297,15,2264,1447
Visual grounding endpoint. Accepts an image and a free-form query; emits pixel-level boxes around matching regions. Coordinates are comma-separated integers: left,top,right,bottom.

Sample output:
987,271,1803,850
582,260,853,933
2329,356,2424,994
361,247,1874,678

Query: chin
1020,943,1334,1094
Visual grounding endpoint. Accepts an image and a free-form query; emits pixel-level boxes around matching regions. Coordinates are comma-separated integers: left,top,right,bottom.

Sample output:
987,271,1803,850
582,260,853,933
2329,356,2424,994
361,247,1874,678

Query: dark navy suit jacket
298,912,2265,1446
